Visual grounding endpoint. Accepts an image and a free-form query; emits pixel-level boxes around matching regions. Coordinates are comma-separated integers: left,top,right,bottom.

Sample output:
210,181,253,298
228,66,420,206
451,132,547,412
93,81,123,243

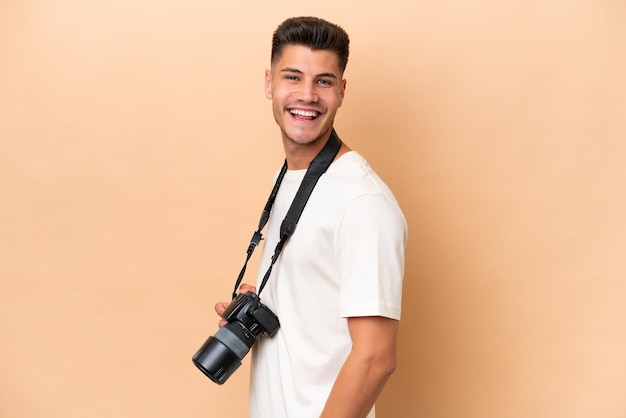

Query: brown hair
271,17,350,74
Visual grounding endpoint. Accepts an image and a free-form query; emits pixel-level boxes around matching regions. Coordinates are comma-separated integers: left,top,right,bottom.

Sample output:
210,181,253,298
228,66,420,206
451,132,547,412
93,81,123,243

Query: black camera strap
231,129,342,299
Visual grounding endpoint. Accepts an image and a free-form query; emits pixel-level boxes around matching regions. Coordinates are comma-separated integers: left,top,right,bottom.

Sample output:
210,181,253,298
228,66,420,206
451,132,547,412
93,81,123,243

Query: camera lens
192,336,242,385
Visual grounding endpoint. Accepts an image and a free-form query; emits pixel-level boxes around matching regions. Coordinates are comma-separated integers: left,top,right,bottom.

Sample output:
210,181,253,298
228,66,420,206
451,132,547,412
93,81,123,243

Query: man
215,16,407,418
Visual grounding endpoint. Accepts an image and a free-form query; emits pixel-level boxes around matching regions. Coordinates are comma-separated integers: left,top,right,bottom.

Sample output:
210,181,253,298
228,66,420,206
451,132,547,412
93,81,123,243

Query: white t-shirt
249,151,407,418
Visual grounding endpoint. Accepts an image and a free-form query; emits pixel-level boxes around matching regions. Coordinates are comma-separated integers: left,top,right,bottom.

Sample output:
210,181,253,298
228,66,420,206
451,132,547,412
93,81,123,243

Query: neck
282,130,333,170
282,129,352,170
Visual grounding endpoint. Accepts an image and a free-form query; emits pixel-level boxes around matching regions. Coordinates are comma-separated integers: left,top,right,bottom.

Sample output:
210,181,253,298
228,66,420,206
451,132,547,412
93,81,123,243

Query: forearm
320,344,396,417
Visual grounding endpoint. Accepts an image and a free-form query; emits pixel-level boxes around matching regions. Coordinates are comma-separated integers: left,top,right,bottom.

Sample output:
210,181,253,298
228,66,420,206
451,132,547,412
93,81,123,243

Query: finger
218,319,228,328
239,283,257,294
215,302,228,316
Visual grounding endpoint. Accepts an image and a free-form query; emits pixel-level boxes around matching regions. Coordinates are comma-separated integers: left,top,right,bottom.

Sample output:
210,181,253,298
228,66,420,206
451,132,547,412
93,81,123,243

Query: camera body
192,291,279,384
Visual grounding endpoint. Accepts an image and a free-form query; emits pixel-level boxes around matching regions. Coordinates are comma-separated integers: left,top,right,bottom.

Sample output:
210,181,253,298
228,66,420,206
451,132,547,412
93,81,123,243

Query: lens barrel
192,336,242,385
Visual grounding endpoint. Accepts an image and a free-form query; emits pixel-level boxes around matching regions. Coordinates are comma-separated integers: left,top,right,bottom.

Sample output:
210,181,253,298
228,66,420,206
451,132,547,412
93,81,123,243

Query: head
265,17,350,155
271,17,350,76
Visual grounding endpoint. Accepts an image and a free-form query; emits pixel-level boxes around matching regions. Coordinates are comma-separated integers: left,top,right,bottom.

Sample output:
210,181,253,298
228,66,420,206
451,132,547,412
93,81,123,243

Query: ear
338,79,347,107
264,70,272,99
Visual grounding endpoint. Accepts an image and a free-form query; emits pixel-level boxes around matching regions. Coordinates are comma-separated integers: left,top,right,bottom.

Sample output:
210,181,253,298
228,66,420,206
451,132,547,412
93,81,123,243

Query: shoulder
328,152,403,209
324,152,392,194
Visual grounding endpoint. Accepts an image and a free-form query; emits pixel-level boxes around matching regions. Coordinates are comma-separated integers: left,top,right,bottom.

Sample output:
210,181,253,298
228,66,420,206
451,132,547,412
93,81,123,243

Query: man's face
265,45,346,147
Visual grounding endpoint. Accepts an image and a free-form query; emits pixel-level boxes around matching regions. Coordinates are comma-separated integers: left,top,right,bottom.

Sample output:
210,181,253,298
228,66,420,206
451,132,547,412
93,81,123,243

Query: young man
215,16,407,418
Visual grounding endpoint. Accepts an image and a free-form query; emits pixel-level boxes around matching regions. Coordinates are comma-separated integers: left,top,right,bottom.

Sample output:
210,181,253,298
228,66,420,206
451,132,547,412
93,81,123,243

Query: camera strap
231,129,342,298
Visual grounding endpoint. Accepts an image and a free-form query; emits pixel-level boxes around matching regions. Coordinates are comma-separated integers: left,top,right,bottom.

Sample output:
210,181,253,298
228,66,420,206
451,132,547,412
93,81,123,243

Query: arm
320,316,399,418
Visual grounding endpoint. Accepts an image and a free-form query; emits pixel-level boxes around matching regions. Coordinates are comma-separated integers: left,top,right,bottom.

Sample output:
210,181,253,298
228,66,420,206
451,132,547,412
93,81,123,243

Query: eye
285,75,299,81
317,79,333,86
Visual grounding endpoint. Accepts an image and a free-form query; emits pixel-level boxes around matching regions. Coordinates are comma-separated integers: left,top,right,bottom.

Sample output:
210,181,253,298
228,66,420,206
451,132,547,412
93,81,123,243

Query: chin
284,128,322,145
288,137,317,146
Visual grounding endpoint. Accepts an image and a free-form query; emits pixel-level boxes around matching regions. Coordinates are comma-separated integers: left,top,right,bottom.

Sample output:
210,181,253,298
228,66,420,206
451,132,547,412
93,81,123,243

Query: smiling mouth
289,109,320,120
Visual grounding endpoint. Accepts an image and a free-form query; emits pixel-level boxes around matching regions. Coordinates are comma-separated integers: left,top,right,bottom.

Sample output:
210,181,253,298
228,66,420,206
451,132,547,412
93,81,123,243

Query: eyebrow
280,67,338,79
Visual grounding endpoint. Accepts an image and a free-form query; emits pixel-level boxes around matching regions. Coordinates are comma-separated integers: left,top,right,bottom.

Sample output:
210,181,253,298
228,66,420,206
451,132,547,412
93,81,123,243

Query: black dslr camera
192,291,279,384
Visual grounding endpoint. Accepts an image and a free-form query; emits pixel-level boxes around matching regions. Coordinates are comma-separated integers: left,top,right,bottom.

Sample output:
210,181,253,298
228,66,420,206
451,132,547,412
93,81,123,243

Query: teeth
290,109,318,117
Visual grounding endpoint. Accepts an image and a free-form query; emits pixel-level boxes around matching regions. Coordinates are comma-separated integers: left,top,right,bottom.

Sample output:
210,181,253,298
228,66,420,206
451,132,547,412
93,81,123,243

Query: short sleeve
335,194,407,320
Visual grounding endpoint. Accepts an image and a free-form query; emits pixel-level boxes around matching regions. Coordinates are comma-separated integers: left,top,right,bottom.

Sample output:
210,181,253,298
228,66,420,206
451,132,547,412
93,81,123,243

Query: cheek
325,92,343,109
271,88,293,107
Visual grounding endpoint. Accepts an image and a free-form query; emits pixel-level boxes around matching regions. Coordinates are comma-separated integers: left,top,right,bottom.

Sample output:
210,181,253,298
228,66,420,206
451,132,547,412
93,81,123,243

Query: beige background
1,1,625,417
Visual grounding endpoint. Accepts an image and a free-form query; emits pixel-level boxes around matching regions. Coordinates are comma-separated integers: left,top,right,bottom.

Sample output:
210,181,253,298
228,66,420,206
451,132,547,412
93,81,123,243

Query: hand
214,283,257,328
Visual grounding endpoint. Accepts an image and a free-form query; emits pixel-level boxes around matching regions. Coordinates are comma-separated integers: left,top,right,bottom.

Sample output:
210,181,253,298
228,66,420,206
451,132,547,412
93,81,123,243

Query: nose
297,81,318,103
